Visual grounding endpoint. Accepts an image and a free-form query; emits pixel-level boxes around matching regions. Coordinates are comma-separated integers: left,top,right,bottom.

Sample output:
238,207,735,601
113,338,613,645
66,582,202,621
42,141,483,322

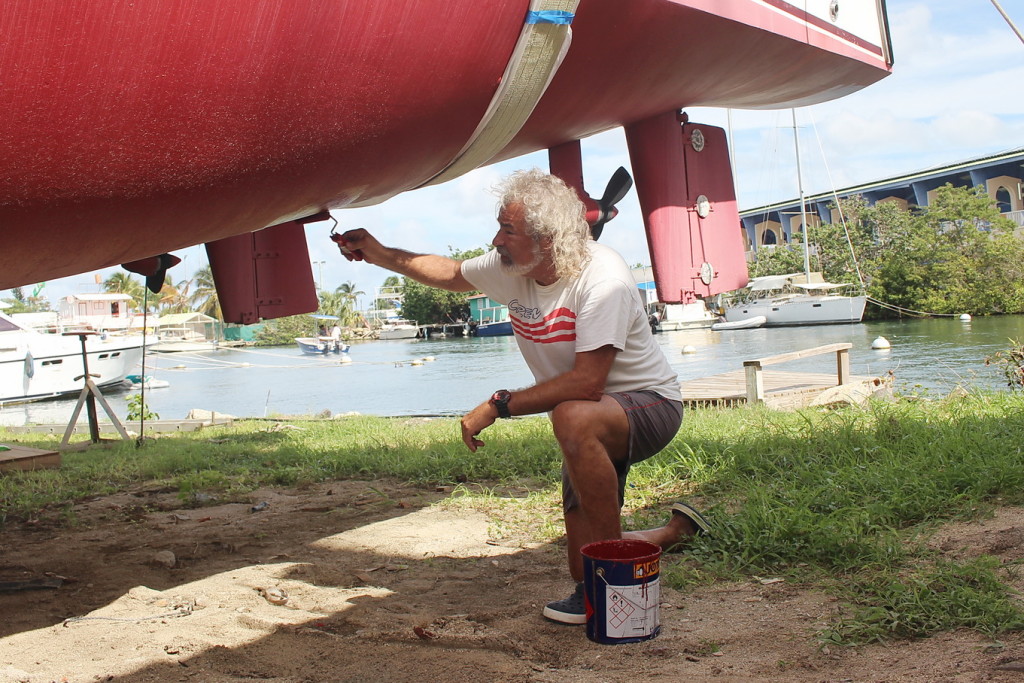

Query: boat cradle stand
60,332,131,448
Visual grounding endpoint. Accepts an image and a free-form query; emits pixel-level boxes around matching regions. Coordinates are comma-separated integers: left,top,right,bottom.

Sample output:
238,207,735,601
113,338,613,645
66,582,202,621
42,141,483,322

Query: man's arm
461,345,618,451
337,228,475,292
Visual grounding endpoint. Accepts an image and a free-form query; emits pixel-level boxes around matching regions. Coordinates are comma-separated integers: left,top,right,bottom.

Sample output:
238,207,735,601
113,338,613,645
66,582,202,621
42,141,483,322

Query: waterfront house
58,293,136,332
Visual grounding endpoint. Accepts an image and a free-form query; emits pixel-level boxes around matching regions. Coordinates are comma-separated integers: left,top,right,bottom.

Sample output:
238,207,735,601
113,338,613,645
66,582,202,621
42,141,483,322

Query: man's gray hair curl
494,169,591,280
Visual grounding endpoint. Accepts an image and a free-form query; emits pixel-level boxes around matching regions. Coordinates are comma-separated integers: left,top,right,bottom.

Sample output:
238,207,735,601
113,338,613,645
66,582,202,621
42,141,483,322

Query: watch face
491,390,512,417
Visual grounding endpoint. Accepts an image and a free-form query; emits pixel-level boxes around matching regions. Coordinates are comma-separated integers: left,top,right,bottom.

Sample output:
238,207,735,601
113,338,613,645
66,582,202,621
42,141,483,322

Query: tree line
747,184,1024,317
2,265,221,318
9,185,1018,339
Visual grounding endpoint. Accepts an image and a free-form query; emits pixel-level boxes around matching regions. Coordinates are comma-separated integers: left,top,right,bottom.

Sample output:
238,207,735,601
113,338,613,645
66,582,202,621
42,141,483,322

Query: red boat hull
0,0,891,293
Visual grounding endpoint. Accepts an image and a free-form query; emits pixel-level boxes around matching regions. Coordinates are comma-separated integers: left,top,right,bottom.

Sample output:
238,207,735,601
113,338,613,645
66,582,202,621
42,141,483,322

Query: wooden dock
680,343,890,410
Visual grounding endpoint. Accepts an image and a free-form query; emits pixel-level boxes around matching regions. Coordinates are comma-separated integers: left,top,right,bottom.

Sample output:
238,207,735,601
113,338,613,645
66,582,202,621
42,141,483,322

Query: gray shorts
561,390,683,513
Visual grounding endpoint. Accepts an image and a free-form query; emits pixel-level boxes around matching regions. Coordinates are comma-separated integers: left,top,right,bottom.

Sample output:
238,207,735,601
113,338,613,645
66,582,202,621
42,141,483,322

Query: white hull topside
1,315,144,404
378,321,419,340
725,294,867,326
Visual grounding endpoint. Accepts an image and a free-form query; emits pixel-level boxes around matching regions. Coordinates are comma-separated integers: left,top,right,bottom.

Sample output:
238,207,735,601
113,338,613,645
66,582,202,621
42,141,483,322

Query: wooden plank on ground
0,445,61,472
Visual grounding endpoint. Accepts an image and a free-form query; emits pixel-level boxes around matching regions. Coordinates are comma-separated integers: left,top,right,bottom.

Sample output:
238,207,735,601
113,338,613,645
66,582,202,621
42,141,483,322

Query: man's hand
334,228,382,264
332,228,473,292
460,401,498,452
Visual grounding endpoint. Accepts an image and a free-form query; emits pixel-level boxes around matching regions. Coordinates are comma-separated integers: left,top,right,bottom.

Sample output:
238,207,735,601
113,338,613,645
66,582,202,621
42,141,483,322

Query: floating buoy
959,313,972,322
681,345,697,355
422,356,436,362
871,336,890,350
410,359,424,366
339,355,352,364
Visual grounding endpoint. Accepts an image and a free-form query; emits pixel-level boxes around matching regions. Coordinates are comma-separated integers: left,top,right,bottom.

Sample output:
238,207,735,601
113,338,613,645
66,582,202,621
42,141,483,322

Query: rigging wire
137,288,149,446
990,0,1024,46
808,114,866,289
803,115,966,319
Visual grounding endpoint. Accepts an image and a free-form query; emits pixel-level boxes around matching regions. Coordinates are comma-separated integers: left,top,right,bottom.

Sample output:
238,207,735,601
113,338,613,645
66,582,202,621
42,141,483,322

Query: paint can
580,539,661,644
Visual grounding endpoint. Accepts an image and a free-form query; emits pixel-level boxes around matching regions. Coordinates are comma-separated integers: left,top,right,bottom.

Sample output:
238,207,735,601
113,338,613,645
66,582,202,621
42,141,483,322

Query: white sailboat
724,111,865,327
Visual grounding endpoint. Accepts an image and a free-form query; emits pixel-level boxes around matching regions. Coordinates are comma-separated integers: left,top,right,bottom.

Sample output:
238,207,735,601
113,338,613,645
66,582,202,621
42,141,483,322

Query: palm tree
157,275,191,314
318,290,347,318
336,281,365,327
102,272,147,311
337,281,364,301
188,265,222,320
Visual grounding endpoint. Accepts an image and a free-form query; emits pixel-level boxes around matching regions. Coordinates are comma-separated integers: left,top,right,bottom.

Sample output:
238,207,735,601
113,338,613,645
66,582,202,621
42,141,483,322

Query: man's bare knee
551,401,598,447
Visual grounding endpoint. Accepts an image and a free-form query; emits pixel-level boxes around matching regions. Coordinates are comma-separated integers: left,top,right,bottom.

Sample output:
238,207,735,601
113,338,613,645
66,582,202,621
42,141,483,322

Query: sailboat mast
791,109,811,279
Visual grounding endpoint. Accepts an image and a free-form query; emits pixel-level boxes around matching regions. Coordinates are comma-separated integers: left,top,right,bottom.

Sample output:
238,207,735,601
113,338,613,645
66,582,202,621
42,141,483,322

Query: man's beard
498,248,543,276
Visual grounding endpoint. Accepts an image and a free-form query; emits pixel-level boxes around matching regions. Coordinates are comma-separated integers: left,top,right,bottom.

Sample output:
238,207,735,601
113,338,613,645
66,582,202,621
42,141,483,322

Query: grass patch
822,556,1024,644
2,392,1024,644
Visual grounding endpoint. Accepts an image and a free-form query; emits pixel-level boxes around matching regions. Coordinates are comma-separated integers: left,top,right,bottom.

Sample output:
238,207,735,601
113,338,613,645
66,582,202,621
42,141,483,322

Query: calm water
2,315,1023,426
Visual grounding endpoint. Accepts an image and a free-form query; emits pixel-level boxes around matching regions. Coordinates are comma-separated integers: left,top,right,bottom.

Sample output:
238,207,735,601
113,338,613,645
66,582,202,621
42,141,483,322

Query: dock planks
681,369,888,409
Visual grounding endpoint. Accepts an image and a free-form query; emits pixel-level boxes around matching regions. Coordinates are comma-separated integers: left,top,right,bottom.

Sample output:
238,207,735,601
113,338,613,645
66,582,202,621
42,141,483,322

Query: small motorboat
296,314,350,354
296,337,351,355
711,315,766,331
124,374,170,389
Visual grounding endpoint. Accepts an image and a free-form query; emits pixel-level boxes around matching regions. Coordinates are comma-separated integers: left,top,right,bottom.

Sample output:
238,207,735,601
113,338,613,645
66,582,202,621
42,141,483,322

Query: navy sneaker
671,501,712,537
542,582,586,625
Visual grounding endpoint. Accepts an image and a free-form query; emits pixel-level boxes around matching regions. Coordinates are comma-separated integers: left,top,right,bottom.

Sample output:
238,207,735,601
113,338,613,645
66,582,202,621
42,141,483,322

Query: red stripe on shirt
512,309,577,343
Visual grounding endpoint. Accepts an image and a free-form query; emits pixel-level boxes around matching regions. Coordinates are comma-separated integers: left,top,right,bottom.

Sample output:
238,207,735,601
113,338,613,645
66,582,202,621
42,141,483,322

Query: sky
16,0,1024,312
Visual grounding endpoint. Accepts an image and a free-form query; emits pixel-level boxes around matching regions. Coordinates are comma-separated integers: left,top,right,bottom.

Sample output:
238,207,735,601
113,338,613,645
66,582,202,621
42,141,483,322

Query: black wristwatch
490,389,512,419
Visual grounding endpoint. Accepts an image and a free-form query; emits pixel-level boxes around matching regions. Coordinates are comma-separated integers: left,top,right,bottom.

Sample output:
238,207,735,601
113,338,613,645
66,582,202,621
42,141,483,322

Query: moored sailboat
724,111,866,327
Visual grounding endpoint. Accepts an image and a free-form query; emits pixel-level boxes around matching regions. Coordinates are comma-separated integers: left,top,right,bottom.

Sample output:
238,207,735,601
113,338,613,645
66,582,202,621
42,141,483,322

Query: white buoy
339,355,352,364
410,359,424,366
871,336,891,350
422,356,436,362
959,313,972,322
681,345,697,355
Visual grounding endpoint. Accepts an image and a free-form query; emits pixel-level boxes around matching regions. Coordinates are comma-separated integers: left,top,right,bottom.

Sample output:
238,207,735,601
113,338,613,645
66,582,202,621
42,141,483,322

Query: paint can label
602,578,660,639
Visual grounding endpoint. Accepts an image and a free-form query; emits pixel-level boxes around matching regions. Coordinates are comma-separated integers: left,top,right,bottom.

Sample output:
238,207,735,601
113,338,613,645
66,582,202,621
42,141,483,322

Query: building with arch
739,148,1024,255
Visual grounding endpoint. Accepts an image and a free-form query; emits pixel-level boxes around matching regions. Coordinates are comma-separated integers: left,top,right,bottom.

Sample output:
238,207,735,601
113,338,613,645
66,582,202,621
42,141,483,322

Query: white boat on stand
651,301,718,332
0,308,145,404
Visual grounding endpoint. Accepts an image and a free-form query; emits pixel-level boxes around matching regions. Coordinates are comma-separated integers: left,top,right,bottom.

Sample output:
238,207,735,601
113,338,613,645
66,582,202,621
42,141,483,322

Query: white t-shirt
461,242,681,401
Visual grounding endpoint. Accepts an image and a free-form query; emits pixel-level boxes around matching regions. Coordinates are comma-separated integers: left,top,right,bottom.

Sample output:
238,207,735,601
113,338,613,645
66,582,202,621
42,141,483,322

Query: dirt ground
2,480,1024,683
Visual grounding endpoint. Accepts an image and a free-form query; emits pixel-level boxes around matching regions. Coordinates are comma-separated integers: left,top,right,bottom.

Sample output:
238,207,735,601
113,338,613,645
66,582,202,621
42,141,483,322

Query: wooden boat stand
60,332,131,447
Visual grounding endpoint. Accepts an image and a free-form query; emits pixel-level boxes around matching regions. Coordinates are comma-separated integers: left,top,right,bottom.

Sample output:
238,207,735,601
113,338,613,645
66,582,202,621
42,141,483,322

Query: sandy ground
2,479,1024,683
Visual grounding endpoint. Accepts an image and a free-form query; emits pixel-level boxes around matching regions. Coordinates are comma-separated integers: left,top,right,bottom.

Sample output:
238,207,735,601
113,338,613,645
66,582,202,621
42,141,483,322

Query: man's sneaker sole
543,582,586,625
542,604,587,625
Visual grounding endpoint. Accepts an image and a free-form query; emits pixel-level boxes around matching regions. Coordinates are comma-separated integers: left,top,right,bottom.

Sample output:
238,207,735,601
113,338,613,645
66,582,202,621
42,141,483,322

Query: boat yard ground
1,479,1023,682
3,396,1024,682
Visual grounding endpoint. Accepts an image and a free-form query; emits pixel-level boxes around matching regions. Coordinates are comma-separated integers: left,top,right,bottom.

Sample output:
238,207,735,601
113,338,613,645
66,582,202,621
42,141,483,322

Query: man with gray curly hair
338,168,709,624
